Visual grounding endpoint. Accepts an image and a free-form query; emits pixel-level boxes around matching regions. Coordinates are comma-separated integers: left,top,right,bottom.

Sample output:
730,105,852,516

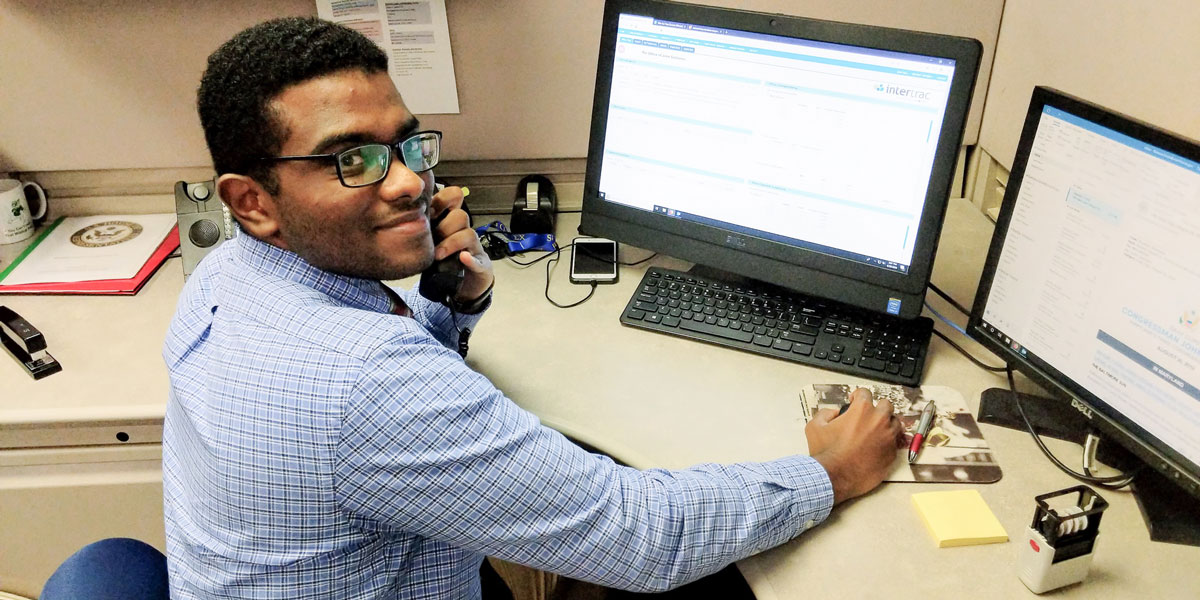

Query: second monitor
580,0,982,384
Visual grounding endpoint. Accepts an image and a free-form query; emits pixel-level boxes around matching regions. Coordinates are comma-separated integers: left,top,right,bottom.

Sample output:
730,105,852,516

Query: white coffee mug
1,179,48,245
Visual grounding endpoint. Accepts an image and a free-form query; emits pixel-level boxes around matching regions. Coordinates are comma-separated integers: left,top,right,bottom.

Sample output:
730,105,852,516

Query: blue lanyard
475,221,557,256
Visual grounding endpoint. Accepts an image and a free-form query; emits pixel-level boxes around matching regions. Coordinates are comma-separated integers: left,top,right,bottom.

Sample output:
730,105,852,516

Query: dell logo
725,234,746,248
1070,398,1094,420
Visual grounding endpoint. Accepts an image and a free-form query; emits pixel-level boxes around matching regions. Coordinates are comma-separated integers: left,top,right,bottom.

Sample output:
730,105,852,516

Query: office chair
39,538,168,600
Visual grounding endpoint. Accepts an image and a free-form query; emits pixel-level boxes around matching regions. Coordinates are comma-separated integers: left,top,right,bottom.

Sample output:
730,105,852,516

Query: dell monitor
968,86,1200,544
580,0,981,385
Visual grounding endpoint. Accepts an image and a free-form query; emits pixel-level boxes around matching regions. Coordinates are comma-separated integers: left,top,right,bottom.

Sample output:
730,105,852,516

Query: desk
1,232,178,597
3,198,1198,598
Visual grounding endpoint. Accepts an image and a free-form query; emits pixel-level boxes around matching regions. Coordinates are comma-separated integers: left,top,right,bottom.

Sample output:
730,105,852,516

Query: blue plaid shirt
162,233,834,599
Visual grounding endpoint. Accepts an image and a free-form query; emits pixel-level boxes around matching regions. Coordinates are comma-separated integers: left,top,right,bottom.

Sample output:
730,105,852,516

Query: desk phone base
621,267,932,386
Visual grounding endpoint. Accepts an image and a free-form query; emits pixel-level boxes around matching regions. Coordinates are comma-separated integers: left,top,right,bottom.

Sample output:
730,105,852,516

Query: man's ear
218,174,283,246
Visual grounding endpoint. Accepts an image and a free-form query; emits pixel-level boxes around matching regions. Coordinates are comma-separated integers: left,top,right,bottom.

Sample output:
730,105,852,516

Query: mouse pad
801,384,1002,484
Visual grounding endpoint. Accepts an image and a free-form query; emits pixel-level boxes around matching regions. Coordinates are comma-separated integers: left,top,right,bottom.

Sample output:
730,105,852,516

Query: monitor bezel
967,86,1200,498
580,0,982,319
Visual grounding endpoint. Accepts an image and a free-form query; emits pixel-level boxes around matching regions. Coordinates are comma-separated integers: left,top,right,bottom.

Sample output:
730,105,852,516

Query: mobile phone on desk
570,237,619,284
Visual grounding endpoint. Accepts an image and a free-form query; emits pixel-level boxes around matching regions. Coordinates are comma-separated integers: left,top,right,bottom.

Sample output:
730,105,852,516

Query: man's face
266,69,436,280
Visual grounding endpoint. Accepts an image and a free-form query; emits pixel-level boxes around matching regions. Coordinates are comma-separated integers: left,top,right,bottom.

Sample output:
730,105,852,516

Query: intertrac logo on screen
876,83,930,102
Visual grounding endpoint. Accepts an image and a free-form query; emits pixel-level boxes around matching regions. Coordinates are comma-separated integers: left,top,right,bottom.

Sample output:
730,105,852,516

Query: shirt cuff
766,454,836,530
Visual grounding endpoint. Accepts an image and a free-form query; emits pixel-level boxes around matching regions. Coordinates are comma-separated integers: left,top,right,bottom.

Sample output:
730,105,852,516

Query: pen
908,400,936,464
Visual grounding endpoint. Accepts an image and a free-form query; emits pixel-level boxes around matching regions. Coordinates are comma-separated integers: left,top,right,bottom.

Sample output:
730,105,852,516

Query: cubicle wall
0,0,1001,211
967,0,1200,213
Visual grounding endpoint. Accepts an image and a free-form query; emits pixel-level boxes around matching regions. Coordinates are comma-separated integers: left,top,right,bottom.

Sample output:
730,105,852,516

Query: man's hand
806,388,904,504
428,186,494,303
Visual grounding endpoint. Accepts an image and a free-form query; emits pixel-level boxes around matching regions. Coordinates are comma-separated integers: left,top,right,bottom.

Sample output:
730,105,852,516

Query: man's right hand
805,388,904,504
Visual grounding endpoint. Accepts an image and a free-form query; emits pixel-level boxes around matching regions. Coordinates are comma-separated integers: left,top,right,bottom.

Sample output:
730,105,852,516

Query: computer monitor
968,86,1200,543
580,0,981,320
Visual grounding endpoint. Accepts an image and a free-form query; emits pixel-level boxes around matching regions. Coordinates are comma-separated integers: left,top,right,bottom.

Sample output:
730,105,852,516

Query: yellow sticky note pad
912,489,1009,548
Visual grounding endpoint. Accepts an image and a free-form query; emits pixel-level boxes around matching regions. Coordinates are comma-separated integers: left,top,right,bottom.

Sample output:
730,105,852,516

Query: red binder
0,224,179,295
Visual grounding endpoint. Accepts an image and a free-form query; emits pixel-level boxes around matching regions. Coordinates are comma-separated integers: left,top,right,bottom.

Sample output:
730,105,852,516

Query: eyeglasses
260,130,442,188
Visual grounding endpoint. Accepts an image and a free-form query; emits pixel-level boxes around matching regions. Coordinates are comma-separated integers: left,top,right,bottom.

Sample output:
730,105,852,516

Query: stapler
510,175,556,234
1,305,62,379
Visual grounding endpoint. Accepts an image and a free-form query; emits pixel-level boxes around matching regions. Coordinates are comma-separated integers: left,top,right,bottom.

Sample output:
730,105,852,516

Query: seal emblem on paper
70,221,143,248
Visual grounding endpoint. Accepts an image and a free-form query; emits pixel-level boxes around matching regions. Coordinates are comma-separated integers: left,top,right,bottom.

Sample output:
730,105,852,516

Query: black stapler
510,175,556,234
1,305,62,379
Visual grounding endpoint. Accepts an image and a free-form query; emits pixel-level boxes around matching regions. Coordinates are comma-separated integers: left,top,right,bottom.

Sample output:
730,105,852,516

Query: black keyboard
621,267,933,386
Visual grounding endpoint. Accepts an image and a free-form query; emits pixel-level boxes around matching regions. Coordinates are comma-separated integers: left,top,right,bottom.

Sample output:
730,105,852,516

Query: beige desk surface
2,199,1198,597
1,244,180,448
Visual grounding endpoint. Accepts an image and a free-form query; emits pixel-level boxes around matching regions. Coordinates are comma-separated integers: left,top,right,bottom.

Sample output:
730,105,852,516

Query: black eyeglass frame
258,130,443,188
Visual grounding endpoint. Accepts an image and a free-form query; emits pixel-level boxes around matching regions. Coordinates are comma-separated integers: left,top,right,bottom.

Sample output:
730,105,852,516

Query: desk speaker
174,179,235,276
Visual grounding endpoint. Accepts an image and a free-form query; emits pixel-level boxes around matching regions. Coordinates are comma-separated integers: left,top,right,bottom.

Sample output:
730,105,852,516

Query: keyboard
621,267,933,386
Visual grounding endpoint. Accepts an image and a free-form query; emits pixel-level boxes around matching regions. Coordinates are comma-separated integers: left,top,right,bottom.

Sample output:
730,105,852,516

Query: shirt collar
233,233,393,314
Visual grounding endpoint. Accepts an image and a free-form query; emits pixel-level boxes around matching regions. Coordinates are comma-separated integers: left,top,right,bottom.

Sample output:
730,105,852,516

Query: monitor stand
978,387,1200,547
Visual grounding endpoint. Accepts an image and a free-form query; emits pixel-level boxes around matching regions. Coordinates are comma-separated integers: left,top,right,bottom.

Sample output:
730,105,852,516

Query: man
163,17,903,600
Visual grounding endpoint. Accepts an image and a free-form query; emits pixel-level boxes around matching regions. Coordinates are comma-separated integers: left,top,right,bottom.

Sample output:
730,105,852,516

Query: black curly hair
198,17,388,194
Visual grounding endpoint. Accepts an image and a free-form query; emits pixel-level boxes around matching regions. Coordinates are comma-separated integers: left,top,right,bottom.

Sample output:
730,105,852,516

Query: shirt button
804,520,815,530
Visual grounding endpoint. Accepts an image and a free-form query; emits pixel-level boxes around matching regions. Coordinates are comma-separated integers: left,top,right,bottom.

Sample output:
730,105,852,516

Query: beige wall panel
1,0,999,172
979,0,1200,170
0,0,317,172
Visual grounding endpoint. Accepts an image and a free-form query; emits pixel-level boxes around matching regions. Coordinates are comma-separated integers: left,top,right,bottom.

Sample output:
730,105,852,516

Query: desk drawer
0,443,164,598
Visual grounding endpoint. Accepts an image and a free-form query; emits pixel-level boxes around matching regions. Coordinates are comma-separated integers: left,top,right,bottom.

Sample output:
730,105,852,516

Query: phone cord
457,326,471,358
448,305,470,358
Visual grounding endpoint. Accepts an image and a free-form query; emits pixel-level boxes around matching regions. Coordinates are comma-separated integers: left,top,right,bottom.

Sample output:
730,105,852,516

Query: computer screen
580,0,981,320
968,87,1200,505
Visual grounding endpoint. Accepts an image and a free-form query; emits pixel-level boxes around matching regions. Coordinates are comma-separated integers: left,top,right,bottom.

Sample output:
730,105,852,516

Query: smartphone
570,237,619,284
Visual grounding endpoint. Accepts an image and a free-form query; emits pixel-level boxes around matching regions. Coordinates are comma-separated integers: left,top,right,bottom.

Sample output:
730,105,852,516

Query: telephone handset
418,207,466,305
418,205,473,359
